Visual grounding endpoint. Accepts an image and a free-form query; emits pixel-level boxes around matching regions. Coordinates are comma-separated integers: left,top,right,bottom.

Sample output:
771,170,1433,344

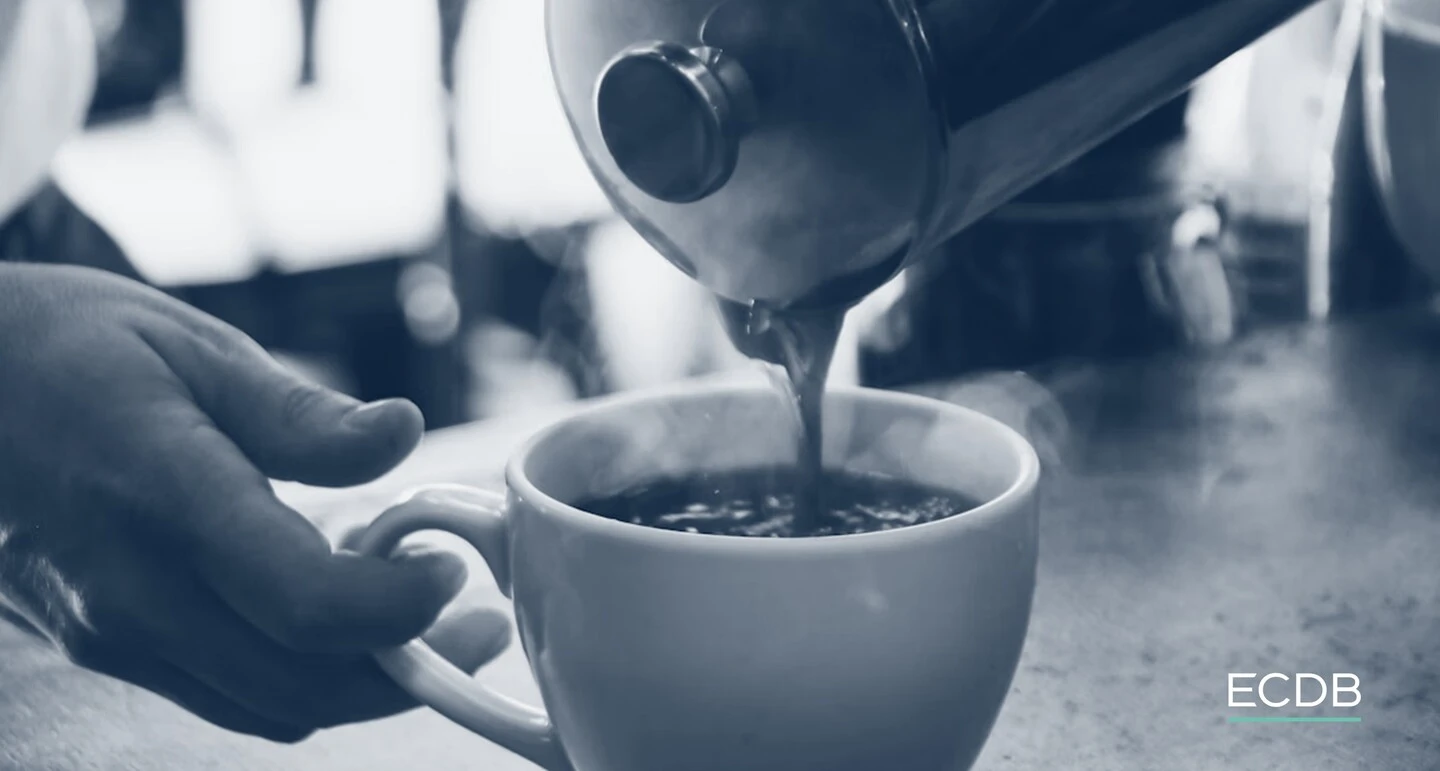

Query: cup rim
505,382,1041,552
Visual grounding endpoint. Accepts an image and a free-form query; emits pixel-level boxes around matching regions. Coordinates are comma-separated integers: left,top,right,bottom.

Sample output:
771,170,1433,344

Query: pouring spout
715,297,785,364
713,297,848,374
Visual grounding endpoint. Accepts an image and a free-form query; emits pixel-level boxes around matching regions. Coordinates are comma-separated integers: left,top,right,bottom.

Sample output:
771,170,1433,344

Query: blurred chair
187,0,449,276
53,0,474,425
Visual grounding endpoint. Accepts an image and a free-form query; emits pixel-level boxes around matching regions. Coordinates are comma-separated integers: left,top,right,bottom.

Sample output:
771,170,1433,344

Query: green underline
1228,716,1362,724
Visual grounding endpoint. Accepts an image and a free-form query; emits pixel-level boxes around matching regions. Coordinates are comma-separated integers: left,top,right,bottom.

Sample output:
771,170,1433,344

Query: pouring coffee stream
549,0,1319,523
727,301,846,529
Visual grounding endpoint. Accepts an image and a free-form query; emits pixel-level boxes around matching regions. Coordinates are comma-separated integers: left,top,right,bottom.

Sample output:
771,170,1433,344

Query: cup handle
354,485,572,771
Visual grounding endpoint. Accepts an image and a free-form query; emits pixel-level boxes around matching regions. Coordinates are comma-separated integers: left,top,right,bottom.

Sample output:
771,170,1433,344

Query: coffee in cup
577,467,982,538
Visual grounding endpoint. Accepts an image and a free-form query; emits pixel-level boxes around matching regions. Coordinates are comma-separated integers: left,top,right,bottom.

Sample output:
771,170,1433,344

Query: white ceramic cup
357,383,1040,771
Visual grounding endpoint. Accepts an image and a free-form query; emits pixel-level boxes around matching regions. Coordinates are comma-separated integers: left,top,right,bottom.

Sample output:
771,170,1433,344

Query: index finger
140,408,467,653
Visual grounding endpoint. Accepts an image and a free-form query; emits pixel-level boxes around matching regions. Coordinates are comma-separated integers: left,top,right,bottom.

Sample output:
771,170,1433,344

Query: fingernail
407,550,469,596
454,607,513,663
342,399,395,428
343,399,422,433
423,606,513,672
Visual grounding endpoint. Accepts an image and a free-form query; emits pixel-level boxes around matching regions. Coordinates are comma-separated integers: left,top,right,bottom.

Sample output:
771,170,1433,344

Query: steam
516,215,1077,506
924,369,1077,474
581,220,751,392
539,367,1073,520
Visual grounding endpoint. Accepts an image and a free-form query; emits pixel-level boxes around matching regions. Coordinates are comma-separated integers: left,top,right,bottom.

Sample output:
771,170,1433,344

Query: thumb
142,314,425,487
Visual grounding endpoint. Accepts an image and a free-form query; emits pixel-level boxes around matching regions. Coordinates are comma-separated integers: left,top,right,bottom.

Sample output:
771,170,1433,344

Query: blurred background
6,0,1428,430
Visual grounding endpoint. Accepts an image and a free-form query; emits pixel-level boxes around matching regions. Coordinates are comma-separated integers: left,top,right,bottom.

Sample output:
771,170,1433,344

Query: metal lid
596,42,756,204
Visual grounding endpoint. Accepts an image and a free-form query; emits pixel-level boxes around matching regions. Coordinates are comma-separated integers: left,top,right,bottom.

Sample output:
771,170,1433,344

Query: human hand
0,263,508,742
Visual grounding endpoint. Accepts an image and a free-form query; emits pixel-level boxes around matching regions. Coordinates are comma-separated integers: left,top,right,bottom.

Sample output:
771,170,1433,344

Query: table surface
4,310,1440,770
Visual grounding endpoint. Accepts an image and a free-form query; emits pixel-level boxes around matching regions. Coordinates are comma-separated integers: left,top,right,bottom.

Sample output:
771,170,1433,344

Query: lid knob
595,42,756,204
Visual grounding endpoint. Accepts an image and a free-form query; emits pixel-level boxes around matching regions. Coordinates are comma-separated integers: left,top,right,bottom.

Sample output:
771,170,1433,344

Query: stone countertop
3,310,1439,770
